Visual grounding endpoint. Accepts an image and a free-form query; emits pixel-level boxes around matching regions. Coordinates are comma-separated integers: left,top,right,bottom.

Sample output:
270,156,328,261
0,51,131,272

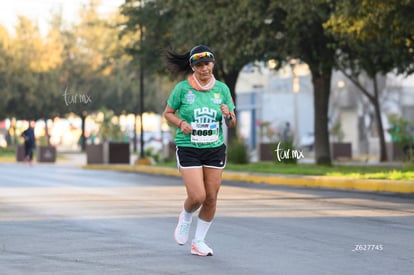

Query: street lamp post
139,0,145,159
139,45,144,159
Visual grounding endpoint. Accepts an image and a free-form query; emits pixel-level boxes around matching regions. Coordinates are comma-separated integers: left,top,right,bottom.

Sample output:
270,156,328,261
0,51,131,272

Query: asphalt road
0,163,413,275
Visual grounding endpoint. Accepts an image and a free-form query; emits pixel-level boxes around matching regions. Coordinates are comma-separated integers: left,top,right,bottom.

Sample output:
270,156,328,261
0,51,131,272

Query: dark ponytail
163,49,192,75
164,45,215,75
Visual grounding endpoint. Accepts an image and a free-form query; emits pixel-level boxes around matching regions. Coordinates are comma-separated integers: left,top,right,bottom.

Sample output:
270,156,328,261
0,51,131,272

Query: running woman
163,45,236,256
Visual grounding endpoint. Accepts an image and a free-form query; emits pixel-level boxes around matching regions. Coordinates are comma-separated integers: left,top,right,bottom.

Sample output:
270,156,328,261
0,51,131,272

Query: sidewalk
82,161,414,195
4,152,412,194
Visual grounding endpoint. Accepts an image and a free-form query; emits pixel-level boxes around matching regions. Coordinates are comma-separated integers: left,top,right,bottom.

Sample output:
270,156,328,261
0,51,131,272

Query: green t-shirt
167,79,235,148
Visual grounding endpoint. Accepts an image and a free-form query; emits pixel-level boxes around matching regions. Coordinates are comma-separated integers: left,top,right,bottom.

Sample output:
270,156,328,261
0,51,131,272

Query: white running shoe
191,240,214,256
174,211,192,245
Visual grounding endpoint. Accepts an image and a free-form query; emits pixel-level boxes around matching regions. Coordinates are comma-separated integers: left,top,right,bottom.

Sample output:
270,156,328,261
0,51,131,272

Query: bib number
190,122,219,143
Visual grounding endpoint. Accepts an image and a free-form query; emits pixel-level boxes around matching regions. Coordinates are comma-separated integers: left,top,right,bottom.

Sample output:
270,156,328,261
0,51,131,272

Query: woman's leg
199,167,222,221
174,167,204,245
191,167,222,256
180,167,205,212
24,143,30,162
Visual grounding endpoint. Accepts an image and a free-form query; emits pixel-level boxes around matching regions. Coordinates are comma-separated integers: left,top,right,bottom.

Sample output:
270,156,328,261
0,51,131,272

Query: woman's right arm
163,105,181,127
163,105,192,134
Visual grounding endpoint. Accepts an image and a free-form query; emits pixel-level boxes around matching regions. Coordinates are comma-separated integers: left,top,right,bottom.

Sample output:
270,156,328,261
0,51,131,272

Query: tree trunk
339,69,388,162
80,112,87,152
222,70,240,145
311,70,332,165
44,118,50,146
372,76,388,162
133,113,137,153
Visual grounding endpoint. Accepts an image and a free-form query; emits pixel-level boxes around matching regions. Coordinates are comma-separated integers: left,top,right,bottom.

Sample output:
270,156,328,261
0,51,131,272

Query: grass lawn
0,148,15,161
1,147,412,181
225,162,414,181
156,161,414,181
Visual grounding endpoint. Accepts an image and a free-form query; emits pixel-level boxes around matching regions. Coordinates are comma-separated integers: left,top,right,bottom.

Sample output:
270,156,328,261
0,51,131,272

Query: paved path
0,163,413,274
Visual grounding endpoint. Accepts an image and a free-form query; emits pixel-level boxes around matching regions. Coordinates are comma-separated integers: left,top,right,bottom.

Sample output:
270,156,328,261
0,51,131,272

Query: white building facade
235,61,414,161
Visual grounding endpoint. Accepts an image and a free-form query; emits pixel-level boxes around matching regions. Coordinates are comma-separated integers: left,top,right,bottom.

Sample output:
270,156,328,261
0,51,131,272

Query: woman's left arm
220,104,236,128
226,111,236,128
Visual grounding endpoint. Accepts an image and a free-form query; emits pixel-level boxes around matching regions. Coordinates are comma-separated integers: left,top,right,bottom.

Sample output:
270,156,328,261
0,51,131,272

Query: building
235,61,414,161
236,61,313,160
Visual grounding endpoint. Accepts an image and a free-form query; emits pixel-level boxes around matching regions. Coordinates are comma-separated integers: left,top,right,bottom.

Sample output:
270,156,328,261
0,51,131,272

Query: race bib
190,122,219,143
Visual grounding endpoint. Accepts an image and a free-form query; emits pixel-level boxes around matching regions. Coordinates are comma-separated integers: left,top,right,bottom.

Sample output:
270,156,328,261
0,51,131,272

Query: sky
0,0,125,35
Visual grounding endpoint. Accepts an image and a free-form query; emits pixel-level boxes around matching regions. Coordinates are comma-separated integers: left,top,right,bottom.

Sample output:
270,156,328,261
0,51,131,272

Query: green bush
388,114,414,162
227,140,249,164
145,147,160,163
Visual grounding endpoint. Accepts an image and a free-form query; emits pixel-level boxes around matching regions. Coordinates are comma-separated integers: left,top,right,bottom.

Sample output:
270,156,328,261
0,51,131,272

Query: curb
84,164,414,194
0,158,16,163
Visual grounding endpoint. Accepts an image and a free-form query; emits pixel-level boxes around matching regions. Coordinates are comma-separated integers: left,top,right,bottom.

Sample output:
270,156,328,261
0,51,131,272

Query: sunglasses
189,52,214,63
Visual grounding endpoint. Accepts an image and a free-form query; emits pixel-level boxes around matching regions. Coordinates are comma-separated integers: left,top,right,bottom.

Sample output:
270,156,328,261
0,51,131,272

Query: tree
59,0,132,150
0,25,13,119
121,0,281,145
326,0,414,74
1,15,67,122
0,0,154,151
325,0,414,161
267,0,337,165
5,17,44,120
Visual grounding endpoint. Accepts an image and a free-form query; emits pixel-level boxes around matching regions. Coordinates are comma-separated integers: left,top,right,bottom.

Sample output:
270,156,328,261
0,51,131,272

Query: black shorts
176,144,227,169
